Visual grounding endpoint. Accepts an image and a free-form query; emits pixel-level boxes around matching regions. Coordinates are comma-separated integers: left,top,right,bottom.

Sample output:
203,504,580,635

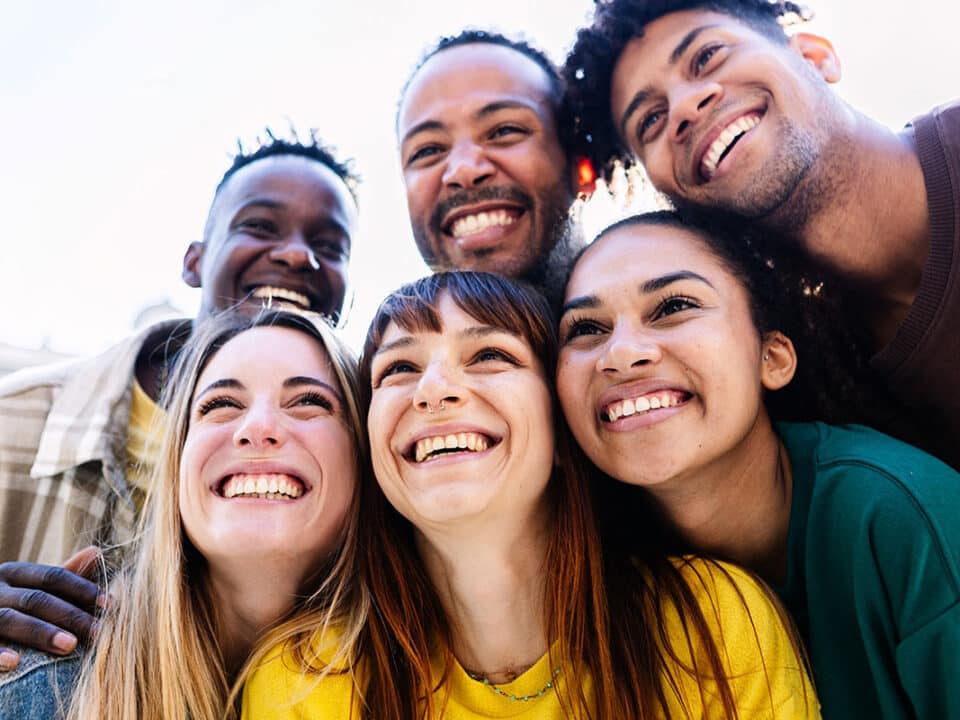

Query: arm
0,547,102,671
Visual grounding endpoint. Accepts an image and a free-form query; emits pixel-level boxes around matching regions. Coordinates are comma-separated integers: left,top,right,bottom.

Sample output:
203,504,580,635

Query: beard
411,179,580,301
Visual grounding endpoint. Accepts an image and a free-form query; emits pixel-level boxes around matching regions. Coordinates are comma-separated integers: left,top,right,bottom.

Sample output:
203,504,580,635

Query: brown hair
355,271,786,718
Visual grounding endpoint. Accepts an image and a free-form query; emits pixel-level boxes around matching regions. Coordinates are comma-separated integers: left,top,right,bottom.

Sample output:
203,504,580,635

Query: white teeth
604,393,684,423
221,473,304,499
450,210,517,238
251,286,311,309
701,114,760,179
413,432,491,463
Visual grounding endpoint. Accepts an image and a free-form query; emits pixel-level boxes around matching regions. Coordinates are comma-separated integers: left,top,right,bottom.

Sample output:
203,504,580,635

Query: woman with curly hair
556,211,960,718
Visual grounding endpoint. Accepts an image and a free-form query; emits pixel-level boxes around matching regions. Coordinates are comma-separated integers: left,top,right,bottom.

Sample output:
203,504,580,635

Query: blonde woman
1,309,368,720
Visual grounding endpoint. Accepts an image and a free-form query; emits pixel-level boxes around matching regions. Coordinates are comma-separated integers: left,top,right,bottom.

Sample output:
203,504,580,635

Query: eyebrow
194,376,342,403
619,24,718,138
401,100,538,146
561,270,715,316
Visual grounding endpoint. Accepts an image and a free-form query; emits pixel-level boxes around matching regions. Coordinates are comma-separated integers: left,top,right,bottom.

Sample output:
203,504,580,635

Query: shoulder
661,558,820,718
0,648,82,720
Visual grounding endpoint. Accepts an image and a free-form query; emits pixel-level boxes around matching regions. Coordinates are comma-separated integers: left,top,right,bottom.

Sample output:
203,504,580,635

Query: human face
610,10,837,219
398,43,572,278
557,223,771,490
179,325,356,583
367,294,554,529
184,155,357,322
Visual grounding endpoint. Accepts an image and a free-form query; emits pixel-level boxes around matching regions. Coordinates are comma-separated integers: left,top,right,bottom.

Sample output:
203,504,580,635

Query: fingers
0,647,19,671
0,563,102,653
0,562,101,614
0,607,80,656
62,546,101,579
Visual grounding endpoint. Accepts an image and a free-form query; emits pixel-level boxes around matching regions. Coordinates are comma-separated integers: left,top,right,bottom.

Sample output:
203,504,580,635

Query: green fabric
777,422,960,719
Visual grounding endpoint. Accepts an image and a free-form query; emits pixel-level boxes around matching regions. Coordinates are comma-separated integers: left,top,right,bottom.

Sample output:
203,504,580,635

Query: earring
763,354,770,361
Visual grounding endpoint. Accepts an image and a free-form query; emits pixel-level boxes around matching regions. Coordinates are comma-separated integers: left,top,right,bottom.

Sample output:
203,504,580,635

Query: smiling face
557,221,784,490
366,293,554,528
184,154,358,322
179,325,357,581
398,43,572,279
609,10,839,220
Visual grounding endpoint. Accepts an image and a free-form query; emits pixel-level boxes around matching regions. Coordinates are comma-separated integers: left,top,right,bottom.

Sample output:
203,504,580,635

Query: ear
760,331,798,391
182,241,204,288
789,32,841,83
572,156,597,199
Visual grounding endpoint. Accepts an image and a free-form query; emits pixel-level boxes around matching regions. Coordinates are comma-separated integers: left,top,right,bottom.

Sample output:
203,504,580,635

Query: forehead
398,43,556,134
198,326,332,385
213,155,357,225
570,223,723,290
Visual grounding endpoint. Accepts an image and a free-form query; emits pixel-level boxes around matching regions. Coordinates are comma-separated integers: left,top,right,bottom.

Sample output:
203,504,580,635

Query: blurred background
1,0,954,372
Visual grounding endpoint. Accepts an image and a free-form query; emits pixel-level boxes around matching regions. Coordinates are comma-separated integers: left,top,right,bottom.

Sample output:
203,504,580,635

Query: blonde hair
67,310,369,720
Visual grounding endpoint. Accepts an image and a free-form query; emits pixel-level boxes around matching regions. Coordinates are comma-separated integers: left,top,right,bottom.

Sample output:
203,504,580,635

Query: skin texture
398,43,572,279
183,155,358,322
609,10,841,221
367,295,554,529
556,223,794,493
180,326,356,584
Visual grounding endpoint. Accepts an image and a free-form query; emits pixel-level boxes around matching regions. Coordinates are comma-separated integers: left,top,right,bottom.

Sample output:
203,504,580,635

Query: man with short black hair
397,30,585,299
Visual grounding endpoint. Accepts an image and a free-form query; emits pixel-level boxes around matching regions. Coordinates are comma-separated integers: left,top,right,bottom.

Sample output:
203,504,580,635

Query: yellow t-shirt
125,378,165,508
241,559,820,719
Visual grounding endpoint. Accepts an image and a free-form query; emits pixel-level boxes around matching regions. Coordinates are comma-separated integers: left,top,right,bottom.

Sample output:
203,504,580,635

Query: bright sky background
1,1,954,357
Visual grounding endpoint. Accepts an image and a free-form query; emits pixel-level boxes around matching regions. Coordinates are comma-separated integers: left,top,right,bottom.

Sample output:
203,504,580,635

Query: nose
233,401,285,449
668,79,722,143
412,360,463,413
597,325,662,374
441,140,496,189
268,232,320,272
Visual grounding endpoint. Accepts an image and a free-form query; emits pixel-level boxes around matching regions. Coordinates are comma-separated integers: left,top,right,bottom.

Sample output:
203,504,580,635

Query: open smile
443,204,525,240
216,472,309,500
602,389,691,423
246,285,313,311
697,110,763,182
406,430,500,464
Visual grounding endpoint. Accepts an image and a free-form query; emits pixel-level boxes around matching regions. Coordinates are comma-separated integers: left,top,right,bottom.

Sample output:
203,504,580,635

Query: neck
134,322,191,401
766,112,929,349
415,501,552,684
647,417,792,585
206,558,307,678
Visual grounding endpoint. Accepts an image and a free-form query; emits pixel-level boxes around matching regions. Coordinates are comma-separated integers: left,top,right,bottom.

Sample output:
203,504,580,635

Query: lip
692,106,766,185
242,279,321,311
213,462,313,497
402,422,502,463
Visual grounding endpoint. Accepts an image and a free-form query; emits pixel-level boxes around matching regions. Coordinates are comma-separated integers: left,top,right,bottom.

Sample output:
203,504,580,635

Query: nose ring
426,399,446,414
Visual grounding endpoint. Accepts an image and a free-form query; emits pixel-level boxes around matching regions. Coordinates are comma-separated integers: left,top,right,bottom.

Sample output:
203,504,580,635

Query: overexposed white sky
1,1,954,356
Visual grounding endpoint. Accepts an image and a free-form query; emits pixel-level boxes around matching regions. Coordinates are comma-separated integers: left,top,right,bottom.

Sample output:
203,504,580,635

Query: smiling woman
243,271,818,719
0,309,368,720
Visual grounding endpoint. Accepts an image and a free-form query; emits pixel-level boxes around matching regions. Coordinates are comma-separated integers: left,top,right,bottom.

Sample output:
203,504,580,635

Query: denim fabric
0,646,81,720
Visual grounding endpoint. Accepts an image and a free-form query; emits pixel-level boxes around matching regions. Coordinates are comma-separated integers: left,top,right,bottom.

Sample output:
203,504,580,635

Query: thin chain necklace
466,667,561,703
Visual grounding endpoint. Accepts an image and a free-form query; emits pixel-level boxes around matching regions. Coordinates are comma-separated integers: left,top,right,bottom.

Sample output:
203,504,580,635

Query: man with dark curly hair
0,133,359,670
563,0,960,473
397,30,585,300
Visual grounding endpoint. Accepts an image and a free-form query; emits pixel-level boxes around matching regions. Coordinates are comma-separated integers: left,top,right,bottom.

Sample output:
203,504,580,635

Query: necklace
466,667,561,703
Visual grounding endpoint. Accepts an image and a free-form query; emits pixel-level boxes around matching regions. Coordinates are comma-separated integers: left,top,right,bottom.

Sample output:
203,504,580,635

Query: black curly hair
561,0,810,178
399,29,564,122
577,209,898,428
215,128,359,203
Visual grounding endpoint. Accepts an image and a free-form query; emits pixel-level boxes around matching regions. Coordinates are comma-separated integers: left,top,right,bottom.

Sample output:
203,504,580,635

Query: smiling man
397,31,583,299
564,0,960,470
0,134,358,669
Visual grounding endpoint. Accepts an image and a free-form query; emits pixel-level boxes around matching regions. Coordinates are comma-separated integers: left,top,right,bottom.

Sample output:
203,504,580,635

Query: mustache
430,186,534,234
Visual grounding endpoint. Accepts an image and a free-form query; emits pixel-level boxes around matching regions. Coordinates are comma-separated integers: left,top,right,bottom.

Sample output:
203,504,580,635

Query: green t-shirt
777,422,960,719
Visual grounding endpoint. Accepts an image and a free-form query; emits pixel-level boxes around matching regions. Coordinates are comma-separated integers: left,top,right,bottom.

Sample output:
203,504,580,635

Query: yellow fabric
242,558,820,719
124,378,165,505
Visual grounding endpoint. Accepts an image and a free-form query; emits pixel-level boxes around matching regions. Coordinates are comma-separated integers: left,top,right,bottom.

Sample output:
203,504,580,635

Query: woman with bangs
1,309,369,720
244,271,818,719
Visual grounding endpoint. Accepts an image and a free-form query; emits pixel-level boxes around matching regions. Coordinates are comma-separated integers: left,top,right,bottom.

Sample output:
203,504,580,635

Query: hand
0,546,103,671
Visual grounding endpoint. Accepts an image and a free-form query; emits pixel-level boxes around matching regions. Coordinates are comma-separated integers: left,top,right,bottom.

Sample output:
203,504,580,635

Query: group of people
0,1,957,718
